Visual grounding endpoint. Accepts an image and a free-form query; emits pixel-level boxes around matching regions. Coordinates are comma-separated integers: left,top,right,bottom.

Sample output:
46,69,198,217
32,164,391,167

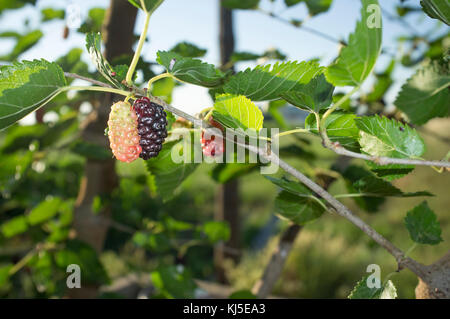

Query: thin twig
64,72,112,88
60,72,445,290
330,143,450,168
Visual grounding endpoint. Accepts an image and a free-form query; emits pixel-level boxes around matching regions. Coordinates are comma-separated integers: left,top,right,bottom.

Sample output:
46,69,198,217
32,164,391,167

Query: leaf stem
147,72,172,90
275,128,311,138
126,11,151,86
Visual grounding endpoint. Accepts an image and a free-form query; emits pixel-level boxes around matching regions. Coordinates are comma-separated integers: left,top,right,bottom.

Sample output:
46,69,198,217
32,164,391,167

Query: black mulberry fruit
133,97,167,160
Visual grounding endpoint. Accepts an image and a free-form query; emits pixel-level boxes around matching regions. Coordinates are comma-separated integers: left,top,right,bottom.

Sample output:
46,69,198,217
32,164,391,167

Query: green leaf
78,8,105,34
212,94,264,131
348,276,397,299
0,264,12,287
326,0,382,86
157,51,226,88
0,59,66,130
1,216,28,238
305,111,360,152
221,0,260,10
211,162,260,184
285,0,333,16
364,162,414,181
281,73,334,112
150,266,196,299
54,240,109,285
266,176,325,224
170,42,207,58
420,0,450,25
224,60,323,101
338,165,384,212
70,141,113,160
128,0,164,13
0,0,37,15
86,32,125,89
2,30,43,61
27,197,62,225
395,60,450,125
201,221,230,243
229,290,257,299
404,201,443,245
275,191,325,225
41,8,65,21
146,139,199,201
353,175,432,198
265,175,311,196
356,115,425,161
231,49,287,63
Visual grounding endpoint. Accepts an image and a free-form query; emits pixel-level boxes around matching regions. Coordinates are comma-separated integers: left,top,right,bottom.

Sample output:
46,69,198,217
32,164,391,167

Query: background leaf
395,60,450,125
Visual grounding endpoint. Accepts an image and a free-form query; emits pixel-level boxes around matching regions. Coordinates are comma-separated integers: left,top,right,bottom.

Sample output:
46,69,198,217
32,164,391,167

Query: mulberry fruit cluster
107,101,142,163
201,118,224,157
133,97,168,160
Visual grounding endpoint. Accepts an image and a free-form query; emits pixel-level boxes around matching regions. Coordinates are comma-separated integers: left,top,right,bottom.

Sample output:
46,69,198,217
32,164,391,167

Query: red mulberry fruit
133,97,168,160
201,118,224,157
107,101,142,163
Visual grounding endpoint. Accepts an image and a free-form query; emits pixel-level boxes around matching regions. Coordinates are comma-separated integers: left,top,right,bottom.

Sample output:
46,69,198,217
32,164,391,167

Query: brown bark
415,251,450,299
213,4,240,284
69,0,137,298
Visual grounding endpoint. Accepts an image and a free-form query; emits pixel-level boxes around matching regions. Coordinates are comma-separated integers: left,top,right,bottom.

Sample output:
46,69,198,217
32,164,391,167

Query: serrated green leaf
420,0,450,25
221,0,260,10
353,175,432,198
275,191,325,225
365,162,414,181
27,197,62,225
348,276,397,299
282,73,334,112
0,59,66,130
1,216,28,238
404,201,443,245
266,176,325,224
212,94,264,131
224,60,323,101
326,0,382,86
305,111,360,152
146,139,199,201
356,115,425,160
128,0,164,13
86,32,125,88
265,175,311,196
170,42,206,58
157,51,226,88
338,165,384,212
395,60,450,125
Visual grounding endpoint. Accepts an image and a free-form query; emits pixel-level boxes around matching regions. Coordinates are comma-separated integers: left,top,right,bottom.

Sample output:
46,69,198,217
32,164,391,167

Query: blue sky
0,0,446,116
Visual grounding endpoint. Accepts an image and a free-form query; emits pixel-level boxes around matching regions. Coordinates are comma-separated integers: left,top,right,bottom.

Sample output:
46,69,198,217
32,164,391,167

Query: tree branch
60,73,443,291
328,142,450,168
64,72,112,88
